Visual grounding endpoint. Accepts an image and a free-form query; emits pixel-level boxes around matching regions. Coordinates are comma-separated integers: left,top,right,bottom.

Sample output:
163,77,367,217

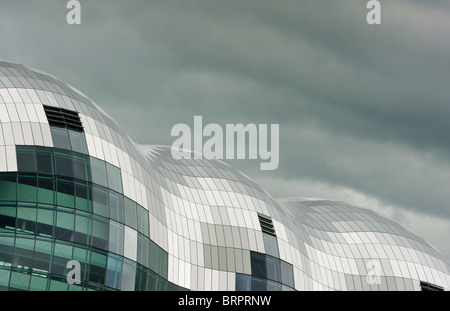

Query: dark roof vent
258,213,276,236
43,105,84,132
420,281,444,291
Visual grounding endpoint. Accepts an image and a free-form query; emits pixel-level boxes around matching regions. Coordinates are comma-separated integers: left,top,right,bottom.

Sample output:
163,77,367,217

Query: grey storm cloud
1,0,450,253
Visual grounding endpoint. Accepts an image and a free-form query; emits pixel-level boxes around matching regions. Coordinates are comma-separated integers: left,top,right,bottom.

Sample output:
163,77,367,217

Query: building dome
0,60,448,291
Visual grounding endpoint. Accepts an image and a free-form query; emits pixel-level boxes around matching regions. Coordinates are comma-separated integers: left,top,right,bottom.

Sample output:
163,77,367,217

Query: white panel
0,104,10,123
16,104,30,123
25,103,39,123
1,123,13,145
26,89,41,104
8,88,22,103
0,146,7,171
34,104,47,123
40,124,53,147
0,125,4,146
17,88,31,102
0,89,13,103
31,123,44,146
6,145,17,171
6,104,19,122
21,123,34,145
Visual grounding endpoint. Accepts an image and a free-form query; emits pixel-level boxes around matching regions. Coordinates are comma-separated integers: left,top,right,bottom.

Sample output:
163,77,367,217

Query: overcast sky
1,0,450,257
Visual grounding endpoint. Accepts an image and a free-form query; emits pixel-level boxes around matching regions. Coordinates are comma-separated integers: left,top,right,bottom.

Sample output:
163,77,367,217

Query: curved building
0,60,449,291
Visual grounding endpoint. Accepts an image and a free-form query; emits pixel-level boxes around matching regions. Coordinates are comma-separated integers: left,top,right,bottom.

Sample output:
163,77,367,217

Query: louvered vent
43,105,84,132
258,213,276,236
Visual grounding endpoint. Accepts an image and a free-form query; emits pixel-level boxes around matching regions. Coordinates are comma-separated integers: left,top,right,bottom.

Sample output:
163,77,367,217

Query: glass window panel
75,181,92,213
51,242,73,276
105,253,122,290
137,233,149,267
68,130,88,154
72,153,90,181
36,147,54,175
263,233,279,258
55,208,74,241
54,150,73,178
109,190,124,223
92,185,109,218
0,269,11,289
108,220,124,255
135,264,148,291
56,178,75,208
137,205,149,237
50,127,71,150
90,157,108,187
49,276,69,291
71,246,90,281
33,238,53,273
251,276,267,291
9,271,30,291
16,146,37,173
37,207,55,237
124,197,137,229
13,236,35,269
267,279,282,291
250,251,267,279
89,250,107,284
266,255,281,283
74,211,92,246
106,163,122,193
121,258,136,291
92,215,109,250
235,273,251,291
0,204,17,233
18,174,37,203
0,173,17,201
29,275,49,291
16,205,37,234
37,175,55,205
281,260,294,288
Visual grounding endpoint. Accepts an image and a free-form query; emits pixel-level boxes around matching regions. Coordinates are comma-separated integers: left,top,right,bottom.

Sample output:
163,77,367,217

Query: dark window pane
135,264,148,291
251,276,267,291
108,220,124,255
16,146,37,172
35,147,54,175
106,163,122,193
0,173,17,201
137,233,149,267
75,181,92,212
250,251,266,279
38,176,55,205
0,204,17,233
54,150,73,178
90,158,108,187
267,280,282,291
51,242,73,276
235,273,251,291
13,236,35,270
56,178,75,208
55,208,74,241
68,130,88,154
124,197,137,229
16,205,37,235
50,127,71,150
89,250,107,284
72,153,91,181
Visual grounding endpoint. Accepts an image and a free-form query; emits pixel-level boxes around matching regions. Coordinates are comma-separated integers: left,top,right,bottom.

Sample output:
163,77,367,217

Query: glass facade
0,60,449,291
